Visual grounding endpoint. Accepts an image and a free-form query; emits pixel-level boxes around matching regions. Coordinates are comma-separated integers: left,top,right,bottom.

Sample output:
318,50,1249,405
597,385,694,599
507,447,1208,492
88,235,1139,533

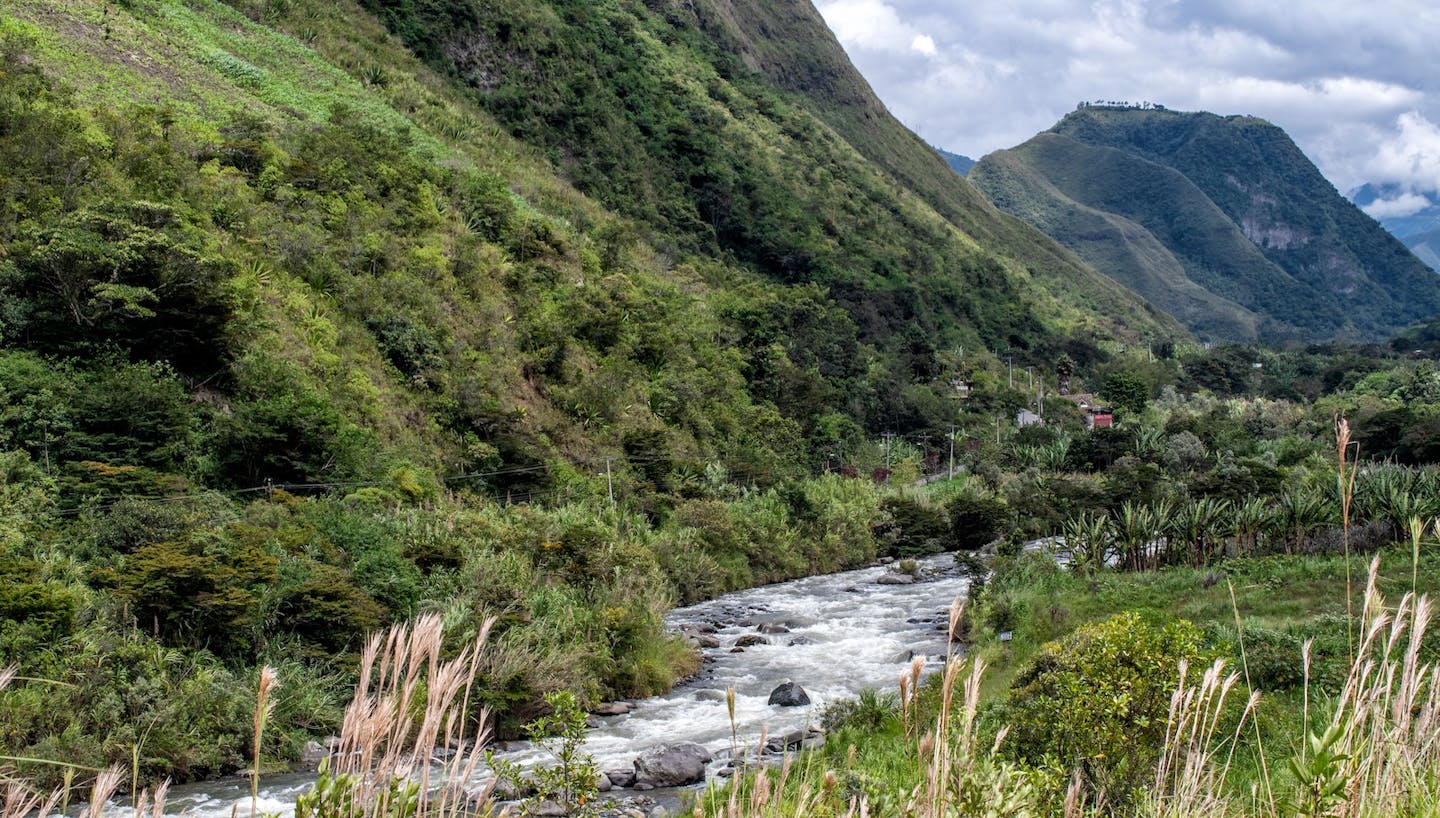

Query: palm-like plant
1113,500,1160,572
1277,485,1336,554
1169,497,1232,566
1232,496,1272,557
1062,511,1113,572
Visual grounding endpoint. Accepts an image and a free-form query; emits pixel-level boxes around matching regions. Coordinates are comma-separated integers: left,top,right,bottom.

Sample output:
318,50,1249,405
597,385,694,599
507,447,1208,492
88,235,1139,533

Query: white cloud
911,34,937,56
1367,112,1440,195
816,0,924,55
815,0,1440,193
1361,192,1433,219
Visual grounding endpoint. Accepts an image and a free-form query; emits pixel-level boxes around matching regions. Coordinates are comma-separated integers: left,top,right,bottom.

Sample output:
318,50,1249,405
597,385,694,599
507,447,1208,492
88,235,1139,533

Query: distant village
1076,100,1168,111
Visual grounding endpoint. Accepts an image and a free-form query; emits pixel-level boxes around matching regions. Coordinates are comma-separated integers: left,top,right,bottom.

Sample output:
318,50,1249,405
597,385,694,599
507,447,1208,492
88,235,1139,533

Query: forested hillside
0,0,1182,783
971,106,1440,342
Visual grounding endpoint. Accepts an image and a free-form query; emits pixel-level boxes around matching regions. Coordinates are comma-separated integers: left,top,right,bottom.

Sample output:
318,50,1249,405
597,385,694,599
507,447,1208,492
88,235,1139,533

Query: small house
1058,393,1113,429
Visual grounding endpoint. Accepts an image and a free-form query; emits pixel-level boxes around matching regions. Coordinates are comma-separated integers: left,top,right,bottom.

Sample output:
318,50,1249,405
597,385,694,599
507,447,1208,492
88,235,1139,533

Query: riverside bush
997,613,1209,801
946,492,1009,550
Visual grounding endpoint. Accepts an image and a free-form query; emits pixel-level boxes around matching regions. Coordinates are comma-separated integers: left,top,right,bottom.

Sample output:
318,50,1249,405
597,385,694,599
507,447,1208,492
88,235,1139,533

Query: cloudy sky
815,0,1440,213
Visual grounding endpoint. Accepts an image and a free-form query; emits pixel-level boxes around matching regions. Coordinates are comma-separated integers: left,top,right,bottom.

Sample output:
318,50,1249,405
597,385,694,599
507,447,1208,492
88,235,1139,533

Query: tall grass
0,668,128,818
302,612,497,818
706,561,1440,818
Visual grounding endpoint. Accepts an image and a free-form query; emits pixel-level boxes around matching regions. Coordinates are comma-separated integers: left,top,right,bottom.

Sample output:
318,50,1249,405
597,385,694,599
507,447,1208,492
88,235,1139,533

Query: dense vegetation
697,343,1440,817
351,0,1179,350
3,0,1440,809
0,0,1164,787
970,107,1440,343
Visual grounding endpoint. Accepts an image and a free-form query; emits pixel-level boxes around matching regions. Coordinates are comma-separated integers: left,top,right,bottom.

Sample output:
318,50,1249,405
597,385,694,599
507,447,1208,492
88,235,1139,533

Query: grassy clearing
965,545,1440,699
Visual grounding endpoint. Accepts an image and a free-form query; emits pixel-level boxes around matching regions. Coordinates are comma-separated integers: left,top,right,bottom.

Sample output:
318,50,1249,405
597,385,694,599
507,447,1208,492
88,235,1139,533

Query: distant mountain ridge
970,107,1440,342
936,148,975,176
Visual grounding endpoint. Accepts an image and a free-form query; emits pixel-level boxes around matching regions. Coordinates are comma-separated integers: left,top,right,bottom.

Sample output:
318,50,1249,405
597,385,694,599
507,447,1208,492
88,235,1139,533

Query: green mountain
970,106,1440,342
937,148,975,176
0,0,1180,499
0,0,1195,779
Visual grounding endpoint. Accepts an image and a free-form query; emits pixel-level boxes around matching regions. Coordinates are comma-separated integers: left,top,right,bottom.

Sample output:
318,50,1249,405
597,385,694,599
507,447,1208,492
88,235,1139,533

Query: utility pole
948,425,956,479
1026,366,1034,391
882,432,895,472
1007,357,1014,389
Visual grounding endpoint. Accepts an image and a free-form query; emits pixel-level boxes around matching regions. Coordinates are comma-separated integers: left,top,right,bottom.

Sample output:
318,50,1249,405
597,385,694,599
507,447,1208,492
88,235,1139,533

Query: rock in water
767,682,810,707
298,740,328,771
734,634,768,647
604,768,637,788
632,742,713,787
876,573,915,585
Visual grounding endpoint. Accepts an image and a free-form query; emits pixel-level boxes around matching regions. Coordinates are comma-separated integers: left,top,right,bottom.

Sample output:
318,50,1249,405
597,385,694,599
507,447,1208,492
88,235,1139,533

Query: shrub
999,613,1208,802
821,687,900,733
947,493,1009,550
876,495,949,557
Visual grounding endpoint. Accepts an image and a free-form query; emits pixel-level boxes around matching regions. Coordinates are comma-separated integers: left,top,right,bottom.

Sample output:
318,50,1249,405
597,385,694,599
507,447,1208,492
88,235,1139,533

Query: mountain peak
972,109,1440,342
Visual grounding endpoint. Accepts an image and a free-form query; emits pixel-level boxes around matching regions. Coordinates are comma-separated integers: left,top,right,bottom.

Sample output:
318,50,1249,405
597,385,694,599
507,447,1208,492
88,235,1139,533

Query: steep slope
355,0,1182,352
1404,228,1440,272
974,141,1265,340
972,106,1440,342
0,0,1184,507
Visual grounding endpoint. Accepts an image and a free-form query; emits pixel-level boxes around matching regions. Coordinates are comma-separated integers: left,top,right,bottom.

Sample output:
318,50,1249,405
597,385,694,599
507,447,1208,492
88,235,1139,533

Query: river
154,553,973,816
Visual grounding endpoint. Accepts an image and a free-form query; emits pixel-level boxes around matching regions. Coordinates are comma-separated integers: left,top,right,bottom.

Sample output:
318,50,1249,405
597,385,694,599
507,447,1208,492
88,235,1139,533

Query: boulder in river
593,701,636,716
734,634,768,648
763,729,807,753
298,740,328,771
633,742,713,787
876,573,915,585
787,636,817,646
767,682,810,707
757,623,790,634
604,768,637,788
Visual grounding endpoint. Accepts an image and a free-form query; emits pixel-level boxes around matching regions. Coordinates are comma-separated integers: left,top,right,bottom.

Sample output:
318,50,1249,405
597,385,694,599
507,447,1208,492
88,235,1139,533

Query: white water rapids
150,553,972,816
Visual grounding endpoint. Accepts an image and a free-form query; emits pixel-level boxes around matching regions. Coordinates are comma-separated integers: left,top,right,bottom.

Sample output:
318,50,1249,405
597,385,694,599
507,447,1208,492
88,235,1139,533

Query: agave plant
1232,495,1272,557
1168,497,1232,567
1276,485,1337,554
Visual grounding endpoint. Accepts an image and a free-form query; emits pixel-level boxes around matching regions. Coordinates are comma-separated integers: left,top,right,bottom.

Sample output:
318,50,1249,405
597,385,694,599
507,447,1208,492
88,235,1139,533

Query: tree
1055,353,1076,394
1101,370,1149,417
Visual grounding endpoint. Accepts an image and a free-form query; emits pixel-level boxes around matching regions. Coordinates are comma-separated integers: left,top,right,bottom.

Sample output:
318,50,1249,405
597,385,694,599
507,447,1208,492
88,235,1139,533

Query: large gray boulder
632,742,713,787
767,682,810,707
